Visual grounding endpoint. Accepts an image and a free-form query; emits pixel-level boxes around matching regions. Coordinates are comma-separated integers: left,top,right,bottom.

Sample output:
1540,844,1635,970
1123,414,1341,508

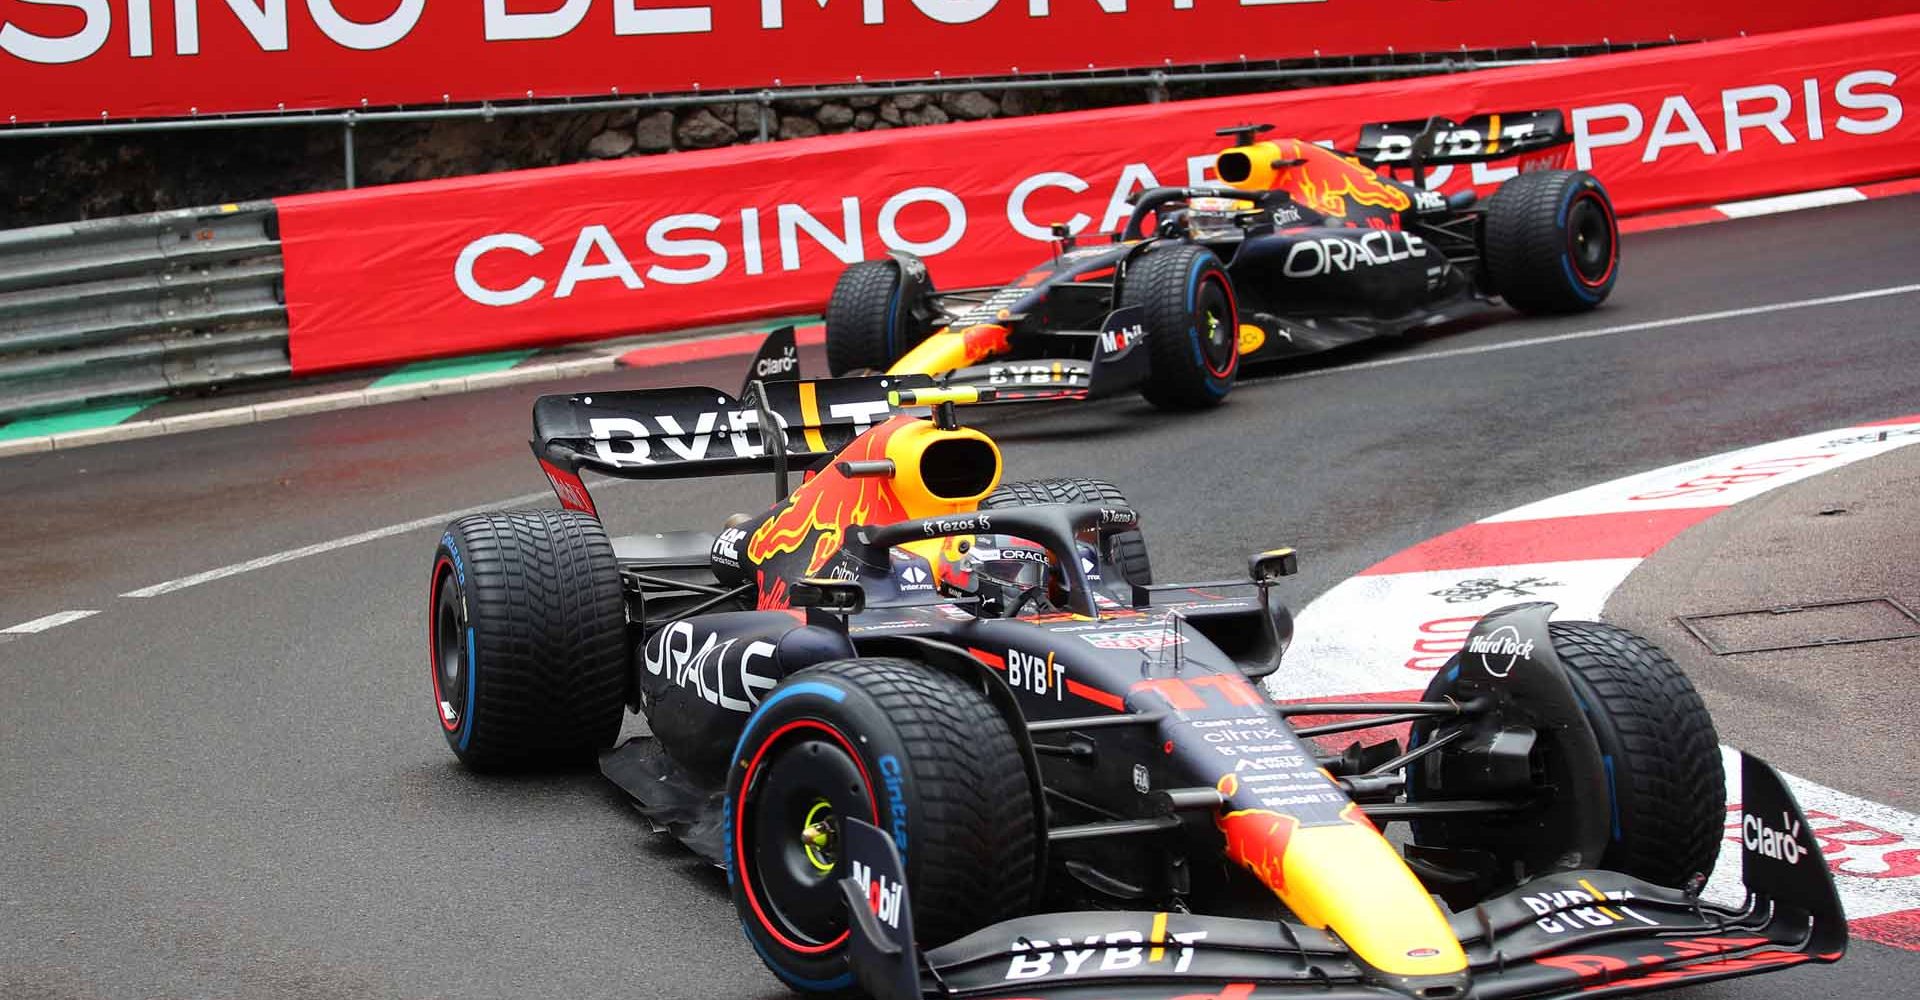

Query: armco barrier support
276,14,1920,375
0,204,289,420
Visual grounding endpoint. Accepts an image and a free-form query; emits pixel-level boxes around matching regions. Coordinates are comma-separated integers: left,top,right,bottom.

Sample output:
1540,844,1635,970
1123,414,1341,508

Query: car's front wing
839,753,1845,1000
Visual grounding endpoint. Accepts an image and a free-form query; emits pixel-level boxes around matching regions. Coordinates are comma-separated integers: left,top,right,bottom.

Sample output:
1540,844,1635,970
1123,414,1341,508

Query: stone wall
0,75,1320,230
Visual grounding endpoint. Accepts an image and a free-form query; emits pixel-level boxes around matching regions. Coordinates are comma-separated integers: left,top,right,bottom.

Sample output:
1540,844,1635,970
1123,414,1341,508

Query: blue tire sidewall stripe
744,924,855,992
728,680,848,769
1558,180,1609,303
458,627,477,751
725,679,854,988
1184,255,1232,394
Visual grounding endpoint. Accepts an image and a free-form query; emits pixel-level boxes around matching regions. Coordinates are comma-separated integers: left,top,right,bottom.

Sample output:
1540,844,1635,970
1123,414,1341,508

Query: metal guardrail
0,203,288,421
0,40,1682,189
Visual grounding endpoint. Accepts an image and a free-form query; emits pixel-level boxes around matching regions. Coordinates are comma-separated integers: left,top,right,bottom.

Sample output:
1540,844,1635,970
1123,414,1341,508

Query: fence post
343,112,358,190
1148,70,1168,104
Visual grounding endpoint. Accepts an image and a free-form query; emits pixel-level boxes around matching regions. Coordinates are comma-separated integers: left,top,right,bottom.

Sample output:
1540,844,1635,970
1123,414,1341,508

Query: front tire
824,258,935,375
1411,621,1723,891
1122,244,1239,410
1482,169,1619,314
427,509,628,769
727,658,1037,994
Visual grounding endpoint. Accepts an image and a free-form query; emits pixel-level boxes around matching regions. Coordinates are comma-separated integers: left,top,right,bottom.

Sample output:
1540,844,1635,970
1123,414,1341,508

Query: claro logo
1572,70,1903,169
1744,811,1808,865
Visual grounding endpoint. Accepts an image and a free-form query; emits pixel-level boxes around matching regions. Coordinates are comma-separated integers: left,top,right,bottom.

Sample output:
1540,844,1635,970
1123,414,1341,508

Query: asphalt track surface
4,196,1919,999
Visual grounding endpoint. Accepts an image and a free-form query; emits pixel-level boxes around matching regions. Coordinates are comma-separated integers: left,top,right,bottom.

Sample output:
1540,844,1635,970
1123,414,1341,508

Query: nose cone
1214,781,1467,979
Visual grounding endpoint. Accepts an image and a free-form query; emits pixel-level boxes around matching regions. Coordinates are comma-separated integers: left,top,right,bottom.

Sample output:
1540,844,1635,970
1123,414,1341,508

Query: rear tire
1122,244,1238,409
1411,621,1723,890
824,258,935,375
427,509,628,769
982,477,1153,585
1482,169,1619,314
727,658,1037,995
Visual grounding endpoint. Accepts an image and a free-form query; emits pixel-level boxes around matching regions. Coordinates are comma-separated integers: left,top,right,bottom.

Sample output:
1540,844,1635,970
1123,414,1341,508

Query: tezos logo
1467,624,1534,678
1744,811,1808,865
923,514,989,537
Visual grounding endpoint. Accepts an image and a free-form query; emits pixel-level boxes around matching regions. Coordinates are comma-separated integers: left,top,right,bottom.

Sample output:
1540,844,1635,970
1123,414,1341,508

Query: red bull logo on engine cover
746,417,912,590
1275,139,1412,218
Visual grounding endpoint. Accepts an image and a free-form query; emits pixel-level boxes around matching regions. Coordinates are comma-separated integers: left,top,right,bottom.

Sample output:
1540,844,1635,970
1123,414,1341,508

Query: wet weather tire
427,509,627,769
825,258,935,375
1413,621,1723,890
1482,169,1619,314
983,477,1153,584
1122,244,1238,409
728,658,1037,995
1545,621,1724,887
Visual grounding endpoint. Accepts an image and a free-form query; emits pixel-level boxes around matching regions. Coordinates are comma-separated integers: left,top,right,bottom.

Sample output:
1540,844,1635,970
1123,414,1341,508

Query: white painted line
2,610,101,634
1715,186,1867,219
1256,282,1920,385
121,490,554,598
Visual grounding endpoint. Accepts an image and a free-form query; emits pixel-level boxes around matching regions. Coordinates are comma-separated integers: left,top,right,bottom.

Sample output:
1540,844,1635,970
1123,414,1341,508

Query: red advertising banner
277,15,1920,374
3,2,1916,125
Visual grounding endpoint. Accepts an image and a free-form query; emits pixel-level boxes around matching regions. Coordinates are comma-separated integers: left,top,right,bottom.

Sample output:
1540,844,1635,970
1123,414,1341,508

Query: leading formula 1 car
822,111,1618,409
426,373,1840,999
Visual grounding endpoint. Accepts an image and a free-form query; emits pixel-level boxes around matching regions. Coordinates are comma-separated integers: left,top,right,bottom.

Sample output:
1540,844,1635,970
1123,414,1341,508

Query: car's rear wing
529,373,935,516
1356,110,1571,170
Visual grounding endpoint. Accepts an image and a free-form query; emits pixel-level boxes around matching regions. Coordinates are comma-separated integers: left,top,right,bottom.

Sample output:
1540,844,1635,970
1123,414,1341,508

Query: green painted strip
370,349,538,388
0,398,163,441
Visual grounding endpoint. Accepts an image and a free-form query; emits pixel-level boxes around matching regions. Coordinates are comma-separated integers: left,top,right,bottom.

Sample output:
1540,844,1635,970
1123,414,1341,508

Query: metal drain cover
1678,597,1920,655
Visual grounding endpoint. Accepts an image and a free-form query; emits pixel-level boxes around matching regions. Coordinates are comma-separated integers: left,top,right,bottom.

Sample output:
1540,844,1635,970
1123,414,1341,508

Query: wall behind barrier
278,15,1920,374
4,3,1914,125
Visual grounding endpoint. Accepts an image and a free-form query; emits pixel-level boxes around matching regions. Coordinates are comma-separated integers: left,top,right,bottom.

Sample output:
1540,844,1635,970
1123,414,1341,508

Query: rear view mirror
791,578,866,615
1249,548,1299,584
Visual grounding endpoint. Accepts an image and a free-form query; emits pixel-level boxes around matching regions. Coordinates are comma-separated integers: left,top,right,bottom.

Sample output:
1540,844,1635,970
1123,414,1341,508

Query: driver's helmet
940,534,1059,612
1185,196,1257,241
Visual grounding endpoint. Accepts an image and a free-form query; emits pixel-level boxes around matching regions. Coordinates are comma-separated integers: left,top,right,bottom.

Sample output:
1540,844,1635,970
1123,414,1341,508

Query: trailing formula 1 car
426,372,1840,1000
822,111,1619,409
